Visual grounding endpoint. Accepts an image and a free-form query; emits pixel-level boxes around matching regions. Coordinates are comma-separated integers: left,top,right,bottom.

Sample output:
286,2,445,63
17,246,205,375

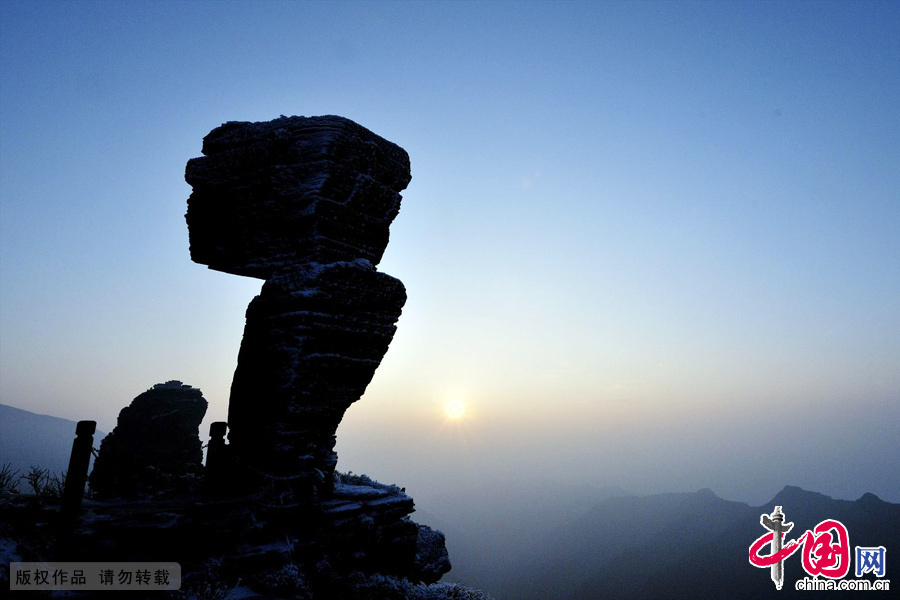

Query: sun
446,401,465,419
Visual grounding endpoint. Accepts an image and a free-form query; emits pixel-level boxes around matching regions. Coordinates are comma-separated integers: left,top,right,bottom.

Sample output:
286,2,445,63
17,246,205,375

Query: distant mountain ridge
502,485,898,600
0,404,105,481
2,405,894,599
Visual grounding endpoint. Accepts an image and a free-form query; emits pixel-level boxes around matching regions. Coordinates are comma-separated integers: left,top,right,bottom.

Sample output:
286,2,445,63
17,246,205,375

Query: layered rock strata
185,115,410,504
89,381,207,498
227,261,406,501
185,115,411,278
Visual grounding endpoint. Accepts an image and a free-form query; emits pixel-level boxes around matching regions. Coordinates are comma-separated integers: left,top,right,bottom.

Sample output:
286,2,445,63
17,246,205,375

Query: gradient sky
1,0,898,510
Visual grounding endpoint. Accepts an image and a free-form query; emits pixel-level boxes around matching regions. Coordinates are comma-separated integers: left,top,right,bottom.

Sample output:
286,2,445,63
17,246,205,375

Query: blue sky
1,0,898,507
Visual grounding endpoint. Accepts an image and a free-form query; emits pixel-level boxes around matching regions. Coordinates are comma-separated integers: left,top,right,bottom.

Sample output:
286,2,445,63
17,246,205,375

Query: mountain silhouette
0,404,105,483
503,486,898,600
2,403,894,599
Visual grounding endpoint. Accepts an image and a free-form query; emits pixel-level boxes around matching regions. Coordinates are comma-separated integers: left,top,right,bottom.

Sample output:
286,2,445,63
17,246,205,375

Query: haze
1,0,897,544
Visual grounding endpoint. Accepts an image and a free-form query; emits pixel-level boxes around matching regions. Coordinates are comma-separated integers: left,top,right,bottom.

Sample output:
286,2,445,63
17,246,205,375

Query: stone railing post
205,421,229,493
61,420,95,517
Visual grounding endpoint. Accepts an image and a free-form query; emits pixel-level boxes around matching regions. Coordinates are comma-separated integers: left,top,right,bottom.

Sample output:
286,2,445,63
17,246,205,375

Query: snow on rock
413,525,452,584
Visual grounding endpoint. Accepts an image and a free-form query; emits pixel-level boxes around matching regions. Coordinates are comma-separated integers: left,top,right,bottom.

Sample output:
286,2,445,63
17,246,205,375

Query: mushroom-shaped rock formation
185,115,410,504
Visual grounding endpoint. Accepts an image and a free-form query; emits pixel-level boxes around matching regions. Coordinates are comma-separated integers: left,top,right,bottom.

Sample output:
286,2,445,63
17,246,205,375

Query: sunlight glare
446,401,465,419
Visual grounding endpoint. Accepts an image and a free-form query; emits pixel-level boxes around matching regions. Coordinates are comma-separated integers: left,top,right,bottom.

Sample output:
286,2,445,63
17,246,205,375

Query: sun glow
446,401,465,419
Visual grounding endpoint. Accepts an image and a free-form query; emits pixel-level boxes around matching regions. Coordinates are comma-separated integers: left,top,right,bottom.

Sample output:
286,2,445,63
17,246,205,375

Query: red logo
750,516,851,579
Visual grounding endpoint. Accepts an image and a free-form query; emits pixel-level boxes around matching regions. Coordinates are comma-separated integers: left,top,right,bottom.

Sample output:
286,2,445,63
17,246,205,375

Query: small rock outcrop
186,116,410,504
89,381,207,498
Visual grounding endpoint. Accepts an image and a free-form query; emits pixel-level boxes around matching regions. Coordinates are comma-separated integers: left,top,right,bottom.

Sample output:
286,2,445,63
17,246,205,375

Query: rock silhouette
89,380,207,498
186,115,410,504
0,116,458,598
181,115,451,591
186,115,410,277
